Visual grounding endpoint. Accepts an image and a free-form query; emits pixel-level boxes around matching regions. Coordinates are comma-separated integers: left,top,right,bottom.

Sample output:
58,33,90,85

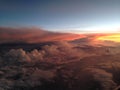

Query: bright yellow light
97,34,120,42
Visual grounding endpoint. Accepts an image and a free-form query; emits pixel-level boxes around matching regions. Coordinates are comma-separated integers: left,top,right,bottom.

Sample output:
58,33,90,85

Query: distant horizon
0,26,120,34
0,26,120,44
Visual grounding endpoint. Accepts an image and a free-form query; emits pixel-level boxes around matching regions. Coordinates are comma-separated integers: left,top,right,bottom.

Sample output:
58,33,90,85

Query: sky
0,0,120,33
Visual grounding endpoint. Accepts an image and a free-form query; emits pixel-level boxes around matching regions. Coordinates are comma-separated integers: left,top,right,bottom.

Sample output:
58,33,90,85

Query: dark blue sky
0,0,120,33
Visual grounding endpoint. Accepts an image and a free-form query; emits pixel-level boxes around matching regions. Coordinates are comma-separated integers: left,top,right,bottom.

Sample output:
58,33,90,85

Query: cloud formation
1,40,120,89
0,27,83,44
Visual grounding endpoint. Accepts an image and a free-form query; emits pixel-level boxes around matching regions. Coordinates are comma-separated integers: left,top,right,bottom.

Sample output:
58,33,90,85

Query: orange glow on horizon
96,34,120,42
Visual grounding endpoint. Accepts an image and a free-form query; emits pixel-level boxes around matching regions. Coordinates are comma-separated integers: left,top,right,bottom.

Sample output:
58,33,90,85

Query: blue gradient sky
0,0,120,33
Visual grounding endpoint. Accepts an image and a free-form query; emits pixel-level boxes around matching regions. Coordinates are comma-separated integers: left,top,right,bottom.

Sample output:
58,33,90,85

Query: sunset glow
96,34,120,42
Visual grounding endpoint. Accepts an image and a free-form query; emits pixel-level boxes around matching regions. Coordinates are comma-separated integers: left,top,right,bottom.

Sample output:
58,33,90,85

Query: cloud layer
1,40,120,90
0,27,83,44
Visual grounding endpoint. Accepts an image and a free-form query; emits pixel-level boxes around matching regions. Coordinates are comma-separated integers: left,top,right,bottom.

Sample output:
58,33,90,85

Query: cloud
1,26,119,47
0,27,83,44
2,41,81,64
1,39,120,89
81,68,117,90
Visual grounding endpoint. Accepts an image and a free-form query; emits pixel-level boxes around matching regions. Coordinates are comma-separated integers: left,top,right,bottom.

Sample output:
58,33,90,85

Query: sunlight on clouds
96,34,120,42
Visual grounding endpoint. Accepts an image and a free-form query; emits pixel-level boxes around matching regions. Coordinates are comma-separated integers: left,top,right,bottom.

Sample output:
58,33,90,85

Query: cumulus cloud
1,34,120,90
2,41,84,64
82,68,116,90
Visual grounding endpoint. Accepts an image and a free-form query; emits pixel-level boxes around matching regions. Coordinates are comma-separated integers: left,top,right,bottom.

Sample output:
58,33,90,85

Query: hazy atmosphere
0,0,120,90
